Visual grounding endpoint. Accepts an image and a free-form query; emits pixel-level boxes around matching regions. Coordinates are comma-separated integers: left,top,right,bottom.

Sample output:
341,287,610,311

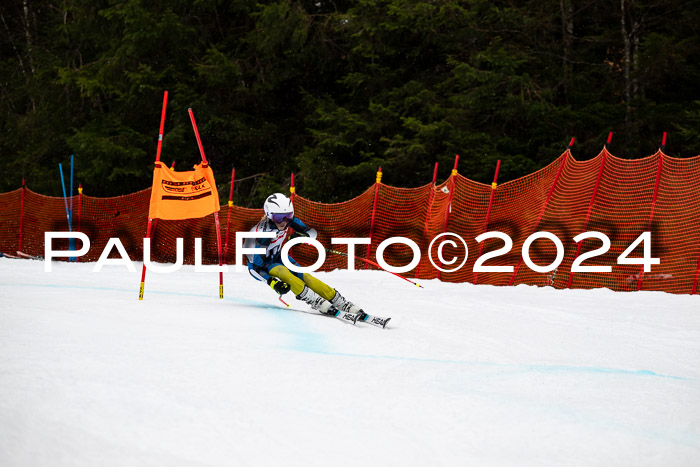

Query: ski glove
267,277,291,295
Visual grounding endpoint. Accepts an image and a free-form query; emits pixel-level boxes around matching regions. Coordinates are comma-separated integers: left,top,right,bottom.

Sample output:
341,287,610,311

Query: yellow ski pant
269,265,335,301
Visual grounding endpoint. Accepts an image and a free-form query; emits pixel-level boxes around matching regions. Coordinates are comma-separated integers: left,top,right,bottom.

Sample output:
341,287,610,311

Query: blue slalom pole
59,163,75,261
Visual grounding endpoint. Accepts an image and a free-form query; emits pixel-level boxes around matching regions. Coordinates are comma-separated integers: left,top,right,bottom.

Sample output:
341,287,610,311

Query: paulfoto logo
43,231,660,274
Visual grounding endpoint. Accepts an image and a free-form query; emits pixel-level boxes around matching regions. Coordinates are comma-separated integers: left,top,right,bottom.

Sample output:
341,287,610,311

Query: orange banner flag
148,162,220,220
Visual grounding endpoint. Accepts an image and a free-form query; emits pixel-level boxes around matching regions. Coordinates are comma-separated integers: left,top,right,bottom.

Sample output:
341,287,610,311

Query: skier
245,192,370,323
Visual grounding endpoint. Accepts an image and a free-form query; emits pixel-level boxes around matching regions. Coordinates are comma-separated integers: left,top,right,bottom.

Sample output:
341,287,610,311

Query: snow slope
1,258,699,466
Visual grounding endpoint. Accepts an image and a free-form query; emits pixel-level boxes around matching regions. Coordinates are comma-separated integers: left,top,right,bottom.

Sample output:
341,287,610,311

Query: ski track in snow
1,258,699,466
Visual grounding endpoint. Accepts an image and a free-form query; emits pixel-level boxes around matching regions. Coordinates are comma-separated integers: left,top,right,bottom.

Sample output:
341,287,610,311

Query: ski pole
268,279,291,307
270,285,290,307
326,249,423,288
278,295,290,308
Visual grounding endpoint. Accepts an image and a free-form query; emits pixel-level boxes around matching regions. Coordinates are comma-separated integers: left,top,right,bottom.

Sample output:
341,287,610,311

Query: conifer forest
1,0,699,205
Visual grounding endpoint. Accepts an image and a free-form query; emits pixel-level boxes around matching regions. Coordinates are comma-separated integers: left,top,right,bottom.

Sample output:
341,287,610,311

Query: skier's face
274,218,290,230
270,212,293,230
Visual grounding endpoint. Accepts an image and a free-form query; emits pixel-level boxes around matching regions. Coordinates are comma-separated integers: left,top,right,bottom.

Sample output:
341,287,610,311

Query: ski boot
297,287,359,324
331,290,367,321
297,286,334,314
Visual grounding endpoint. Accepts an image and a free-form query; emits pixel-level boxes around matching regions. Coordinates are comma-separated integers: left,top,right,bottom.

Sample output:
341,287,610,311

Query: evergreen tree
1,0,698,203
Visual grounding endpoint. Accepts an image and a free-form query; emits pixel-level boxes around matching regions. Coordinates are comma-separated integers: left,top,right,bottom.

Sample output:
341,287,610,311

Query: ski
16,251,43,260
357,312,391,329
330,308,359,325
0,251,21,259
1,251,42,260
277,302,387,328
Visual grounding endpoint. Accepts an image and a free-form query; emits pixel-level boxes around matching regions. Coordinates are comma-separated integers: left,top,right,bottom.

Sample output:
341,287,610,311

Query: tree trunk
1,11,28,78
633,21,640,98
22,0,36,112
621,0,632,123
22,0,36,75
560,0,574,105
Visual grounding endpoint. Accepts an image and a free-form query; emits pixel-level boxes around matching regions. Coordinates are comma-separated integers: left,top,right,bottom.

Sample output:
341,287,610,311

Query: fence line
1,149,699,294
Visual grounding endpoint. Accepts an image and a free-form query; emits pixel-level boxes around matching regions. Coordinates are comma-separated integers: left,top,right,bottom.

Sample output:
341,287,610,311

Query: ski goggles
270,212,294,224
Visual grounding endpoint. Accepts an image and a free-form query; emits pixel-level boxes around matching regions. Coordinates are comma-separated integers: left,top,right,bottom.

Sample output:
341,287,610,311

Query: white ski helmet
264,193,294,224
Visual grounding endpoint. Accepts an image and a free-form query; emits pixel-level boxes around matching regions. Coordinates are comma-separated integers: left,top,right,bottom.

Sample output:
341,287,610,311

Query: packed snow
1,258,699,466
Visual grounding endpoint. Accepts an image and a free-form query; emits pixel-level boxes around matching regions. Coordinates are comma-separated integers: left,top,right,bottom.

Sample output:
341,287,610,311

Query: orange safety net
290,189,376,272
1,150,699,294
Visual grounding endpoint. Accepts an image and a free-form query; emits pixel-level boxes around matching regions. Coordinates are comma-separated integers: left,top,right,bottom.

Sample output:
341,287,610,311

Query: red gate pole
78,184,83,233
437,155,459,281
473,159,501,285
415,162,439,278
18,178,25,254
508,139,573,286
364,167,382,268
223,168,236,262
76,183,83,262
637,145,664,291
188,108,224,299
566,140,609,289
139,90,168,300
152,164,172,235
692,256,700,294
290,172,296,201
213,211,224,298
